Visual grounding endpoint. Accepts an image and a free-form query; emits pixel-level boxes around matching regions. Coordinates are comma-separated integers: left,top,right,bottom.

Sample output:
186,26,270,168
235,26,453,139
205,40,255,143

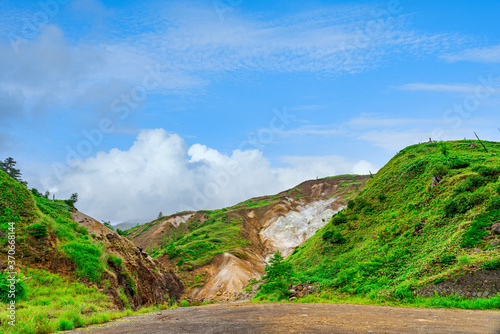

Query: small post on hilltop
474,132,488,152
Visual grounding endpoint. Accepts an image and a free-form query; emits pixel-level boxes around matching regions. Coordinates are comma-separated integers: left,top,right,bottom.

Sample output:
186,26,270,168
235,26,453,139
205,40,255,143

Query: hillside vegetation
0,171,181,333
256,140,500,308
127,175,368,298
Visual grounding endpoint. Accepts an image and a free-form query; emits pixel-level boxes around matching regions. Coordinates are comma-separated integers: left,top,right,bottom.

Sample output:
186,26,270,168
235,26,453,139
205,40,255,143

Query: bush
431,164,449,178
406,158,428,174
456,176,487,192
475,166,499,178
165,242,180,259
108,254,123,268
180,300,190,307
378,194,387,202
444,195,471,217
482,259,500,270
496,183,500,195
58,319,74,330
322,230,346,244
330,212,347,225
116,228,129,236
122,272,137,296
448,157,470,169
460,211,497,248
490,197,500,210
439,254,456,265
0,273,27,303
347,200,355,209
468,191,486,207
27,222,48,238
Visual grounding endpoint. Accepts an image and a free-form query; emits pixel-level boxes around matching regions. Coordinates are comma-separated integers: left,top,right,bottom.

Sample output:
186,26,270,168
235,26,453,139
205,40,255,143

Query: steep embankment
0,171,182,333
280,140,500,303
128,175,369,301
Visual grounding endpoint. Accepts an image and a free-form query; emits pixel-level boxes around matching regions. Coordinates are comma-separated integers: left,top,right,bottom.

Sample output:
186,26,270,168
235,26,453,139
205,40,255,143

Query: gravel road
67,302,500,334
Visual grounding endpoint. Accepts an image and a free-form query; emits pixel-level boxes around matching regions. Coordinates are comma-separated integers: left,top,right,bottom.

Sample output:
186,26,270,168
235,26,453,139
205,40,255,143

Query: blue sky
1,0,500,222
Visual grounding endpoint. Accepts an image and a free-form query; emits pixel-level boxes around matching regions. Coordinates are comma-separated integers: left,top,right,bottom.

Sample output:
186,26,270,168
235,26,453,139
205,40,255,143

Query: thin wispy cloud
275,125,344,137
397,83,479,94
0,1,466,125
443,44,500,63
348,116,436,128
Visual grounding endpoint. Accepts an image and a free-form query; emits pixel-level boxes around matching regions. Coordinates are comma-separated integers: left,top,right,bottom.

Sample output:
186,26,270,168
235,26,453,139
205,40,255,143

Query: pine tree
0,157,26,186
264,251,293,282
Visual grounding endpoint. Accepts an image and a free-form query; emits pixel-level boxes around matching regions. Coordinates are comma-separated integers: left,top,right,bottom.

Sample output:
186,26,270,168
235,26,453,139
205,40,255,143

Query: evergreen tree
0,157,26,186
264,251,293,282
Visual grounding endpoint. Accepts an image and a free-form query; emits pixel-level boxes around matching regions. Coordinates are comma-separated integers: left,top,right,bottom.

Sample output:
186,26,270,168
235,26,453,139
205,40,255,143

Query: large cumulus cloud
46,128,375,222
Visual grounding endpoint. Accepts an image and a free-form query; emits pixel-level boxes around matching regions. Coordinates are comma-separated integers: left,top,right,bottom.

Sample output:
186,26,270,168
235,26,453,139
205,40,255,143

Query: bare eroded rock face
71,211,183,309
260,198,345,259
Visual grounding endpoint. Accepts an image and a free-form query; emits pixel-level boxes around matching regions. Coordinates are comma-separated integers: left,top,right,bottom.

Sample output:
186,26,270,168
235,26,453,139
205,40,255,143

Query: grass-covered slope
0,171,182,333
278,140,500,306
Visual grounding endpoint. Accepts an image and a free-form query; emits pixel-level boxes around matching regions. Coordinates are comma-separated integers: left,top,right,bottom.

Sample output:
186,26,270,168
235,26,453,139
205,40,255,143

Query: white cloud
357,129,433,151
143,3,461,75
0,2,464,124
442,44,500,63
396,83,479,94
46,128,375,222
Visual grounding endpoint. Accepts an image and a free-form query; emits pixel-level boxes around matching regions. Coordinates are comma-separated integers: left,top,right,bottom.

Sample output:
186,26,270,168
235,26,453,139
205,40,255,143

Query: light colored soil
189,252,264,301
67,302,500,334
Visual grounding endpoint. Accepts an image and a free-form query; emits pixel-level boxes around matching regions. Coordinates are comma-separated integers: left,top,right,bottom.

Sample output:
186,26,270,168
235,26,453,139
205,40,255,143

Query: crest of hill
276,140,500,304
0,170,182,333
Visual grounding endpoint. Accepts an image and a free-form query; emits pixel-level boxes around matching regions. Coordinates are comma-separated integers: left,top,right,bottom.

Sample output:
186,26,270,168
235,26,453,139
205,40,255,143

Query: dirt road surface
68,302,500,334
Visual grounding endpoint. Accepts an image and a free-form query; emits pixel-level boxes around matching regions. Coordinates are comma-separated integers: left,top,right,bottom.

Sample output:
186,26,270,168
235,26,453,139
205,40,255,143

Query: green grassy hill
0,171,182,333
257,140,500,308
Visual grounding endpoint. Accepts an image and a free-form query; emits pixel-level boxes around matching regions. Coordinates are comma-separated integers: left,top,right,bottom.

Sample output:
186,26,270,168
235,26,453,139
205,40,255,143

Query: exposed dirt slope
71,211,183,308
127,175,369,301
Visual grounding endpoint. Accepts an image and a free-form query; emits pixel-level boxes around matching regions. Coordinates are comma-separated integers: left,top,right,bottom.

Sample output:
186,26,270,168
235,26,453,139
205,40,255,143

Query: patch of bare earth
67,303,500,334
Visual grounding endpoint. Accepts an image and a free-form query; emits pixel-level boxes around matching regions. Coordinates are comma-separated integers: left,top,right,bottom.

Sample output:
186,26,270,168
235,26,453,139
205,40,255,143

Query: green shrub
58,319,74,330
490,197,500,209
431,164,449,178
27,222,48,238
471,190,486,205
378,194,387,202
0,273,27,303
460,211,498,248
482,259,500,270
439,254,456,265
122,272,137,296
322,230,346,244
330,212,347,225
474,166,499,178
456,176,487,192
448,157,470,169
406,158,428,174
496,183,500,195
165,242,180,259
444,196,470,217
61,241,104,282
180,300,189,307
108,254,124,268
